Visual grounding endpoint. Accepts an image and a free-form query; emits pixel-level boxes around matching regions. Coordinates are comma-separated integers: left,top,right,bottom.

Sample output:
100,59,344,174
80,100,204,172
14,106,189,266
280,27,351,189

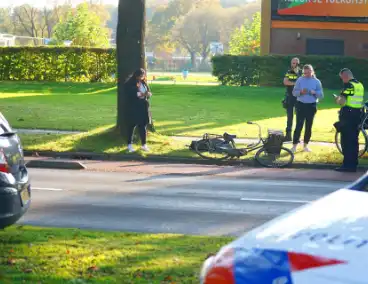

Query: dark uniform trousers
339,106,362,169
284,68,302,136
286,94,297,134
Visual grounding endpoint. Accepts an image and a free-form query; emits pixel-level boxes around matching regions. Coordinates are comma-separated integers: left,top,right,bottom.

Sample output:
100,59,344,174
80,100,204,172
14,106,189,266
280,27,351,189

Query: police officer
334,68,364,172
283,57,302,141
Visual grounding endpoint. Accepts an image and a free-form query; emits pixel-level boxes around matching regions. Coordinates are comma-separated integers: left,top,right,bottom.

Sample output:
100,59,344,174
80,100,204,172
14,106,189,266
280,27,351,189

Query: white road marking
240,197,310,204
32,187,64,191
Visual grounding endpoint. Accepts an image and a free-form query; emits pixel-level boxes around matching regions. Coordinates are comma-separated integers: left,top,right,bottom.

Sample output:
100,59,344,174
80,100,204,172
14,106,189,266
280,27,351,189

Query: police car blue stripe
233,248,293,284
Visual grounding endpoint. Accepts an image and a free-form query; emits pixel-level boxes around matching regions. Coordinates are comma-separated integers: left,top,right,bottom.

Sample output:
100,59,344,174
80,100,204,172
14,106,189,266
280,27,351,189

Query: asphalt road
19,168,350,236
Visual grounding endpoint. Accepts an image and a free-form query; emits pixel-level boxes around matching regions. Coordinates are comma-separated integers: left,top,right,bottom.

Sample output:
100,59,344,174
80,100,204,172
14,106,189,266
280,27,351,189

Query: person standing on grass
333,68,364,173
283,57,302,142
125,68,152,153
291,64,324,153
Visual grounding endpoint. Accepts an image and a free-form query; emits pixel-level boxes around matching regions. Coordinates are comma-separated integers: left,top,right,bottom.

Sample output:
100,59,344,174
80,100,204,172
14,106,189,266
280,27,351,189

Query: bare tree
42,8,54,38
12,5,59,43
171,5,223,69
54,4,73,24
13,5,40,40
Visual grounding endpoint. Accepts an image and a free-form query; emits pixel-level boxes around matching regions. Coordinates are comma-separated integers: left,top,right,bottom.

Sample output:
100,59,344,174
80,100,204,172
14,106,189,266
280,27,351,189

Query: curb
23,150,368,171
25,159,86,170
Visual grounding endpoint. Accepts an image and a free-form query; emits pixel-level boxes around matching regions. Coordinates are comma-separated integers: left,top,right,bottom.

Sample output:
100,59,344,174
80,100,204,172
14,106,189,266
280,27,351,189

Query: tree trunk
116,0,146,137
190,51,196,71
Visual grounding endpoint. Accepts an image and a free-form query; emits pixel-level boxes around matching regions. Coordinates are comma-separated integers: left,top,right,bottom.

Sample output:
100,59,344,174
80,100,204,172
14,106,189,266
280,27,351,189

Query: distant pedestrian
291,64,324,153
283,57,302,141
124,68,152,153
182,69,189,80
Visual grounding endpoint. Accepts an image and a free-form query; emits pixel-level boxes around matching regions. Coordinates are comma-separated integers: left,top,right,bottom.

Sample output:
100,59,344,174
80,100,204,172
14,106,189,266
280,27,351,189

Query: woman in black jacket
124,68,152,152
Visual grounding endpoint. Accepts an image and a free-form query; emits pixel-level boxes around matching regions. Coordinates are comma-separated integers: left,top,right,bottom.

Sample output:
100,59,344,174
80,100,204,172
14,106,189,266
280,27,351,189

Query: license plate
20,188,30,206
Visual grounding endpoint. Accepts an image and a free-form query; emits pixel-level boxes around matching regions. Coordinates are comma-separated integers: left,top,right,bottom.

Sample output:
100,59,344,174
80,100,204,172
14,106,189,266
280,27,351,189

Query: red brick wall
270,28,368,58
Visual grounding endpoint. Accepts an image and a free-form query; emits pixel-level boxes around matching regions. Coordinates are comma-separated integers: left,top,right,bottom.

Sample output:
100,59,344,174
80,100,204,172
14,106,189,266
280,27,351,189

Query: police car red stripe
288,251,346,272
203,248,346,283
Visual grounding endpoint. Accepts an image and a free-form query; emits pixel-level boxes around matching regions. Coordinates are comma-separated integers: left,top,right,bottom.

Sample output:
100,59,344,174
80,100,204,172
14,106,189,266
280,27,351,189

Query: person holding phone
291,64,324,153
283,57,303,141
333,68,364,172
124,68,152,153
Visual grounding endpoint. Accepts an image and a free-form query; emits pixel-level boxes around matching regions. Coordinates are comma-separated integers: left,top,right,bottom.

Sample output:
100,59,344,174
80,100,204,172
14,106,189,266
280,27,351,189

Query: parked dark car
0,112,31,229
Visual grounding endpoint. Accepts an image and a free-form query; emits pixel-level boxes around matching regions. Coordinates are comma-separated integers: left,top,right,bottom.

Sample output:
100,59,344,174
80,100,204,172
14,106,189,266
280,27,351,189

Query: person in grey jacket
291,64,324,153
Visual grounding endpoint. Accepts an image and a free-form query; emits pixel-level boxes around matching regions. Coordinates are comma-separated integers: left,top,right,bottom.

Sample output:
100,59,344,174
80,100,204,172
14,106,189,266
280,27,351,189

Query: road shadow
124,165,248,182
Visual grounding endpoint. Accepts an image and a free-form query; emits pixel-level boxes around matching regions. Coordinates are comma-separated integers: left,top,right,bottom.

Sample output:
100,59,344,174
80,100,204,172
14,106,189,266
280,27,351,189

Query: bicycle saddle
223,132,237,140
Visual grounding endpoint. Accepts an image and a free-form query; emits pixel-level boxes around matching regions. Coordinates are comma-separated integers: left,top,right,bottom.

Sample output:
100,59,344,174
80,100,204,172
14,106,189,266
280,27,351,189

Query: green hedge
212,55,368,89
0,47,116,82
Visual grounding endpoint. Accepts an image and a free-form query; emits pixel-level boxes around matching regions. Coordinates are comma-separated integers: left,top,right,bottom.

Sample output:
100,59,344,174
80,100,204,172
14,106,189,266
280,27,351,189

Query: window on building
306,38,345,56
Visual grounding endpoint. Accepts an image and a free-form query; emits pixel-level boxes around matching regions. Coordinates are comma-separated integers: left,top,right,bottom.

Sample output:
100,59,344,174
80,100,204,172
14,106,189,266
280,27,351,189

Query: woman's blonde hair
303,64,316,77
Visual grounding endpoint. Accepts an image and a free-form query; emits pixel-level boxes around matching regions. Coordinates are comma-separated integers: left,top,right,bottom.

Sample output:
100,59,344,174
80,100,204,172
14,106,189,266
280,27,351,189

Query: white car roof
202,174,368,284
233,187,368,261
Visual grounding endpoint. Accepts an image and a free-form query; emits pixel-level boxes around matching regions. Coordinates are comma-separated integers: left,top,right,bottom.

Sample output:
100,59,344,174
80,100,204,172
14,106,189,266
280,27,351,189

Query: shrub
0,46,116,82
212,54,368,89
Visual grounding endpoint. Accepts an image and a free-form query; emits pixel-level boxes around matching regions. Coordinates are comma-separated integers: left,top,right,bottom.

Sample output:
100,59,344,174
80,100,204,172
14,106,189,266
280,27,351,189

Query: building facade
261,0,368,58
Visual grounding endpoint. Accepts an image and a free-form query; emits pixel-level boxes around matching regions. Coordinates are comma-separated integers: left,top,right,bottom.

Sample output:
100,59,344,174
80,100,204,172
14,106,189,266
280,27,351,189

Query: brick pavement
25,157,364,182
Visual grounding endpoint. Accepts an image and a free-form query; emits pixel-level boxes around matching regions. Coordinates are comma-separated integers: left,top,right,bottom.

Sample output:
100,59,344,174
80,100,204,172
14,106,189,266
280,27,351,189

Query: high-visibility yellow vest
286,73,298,80
344,81,364,108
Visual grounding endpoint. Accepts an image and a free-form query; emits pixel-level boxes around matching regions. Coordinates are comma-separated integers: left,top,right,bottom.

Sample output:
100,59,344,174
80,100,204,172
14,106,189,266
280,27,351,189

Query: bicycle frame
228,121,271,156
196,121,293,166
360,105,368,130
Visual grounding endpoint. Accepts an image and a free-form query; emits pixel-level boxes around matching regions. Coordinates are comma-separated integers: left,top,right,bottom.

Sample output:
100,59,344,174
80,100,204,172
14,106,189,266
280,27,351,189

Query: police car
200,172,368,284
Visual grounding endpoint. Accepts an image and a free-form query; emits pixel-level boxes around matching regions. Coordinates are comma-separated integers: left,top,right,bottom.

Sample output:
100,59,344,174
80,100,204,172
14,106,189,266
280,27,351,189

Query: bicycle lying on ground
190,121,294,168
335,104,368,158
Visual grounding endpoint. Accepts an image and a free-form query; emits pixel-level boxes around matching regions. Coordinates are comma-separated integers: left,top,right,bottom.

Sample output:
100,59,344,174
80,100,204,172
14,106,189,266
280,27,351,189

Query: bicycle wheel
194,138,234,161
335,129,368,158
255,146,294,168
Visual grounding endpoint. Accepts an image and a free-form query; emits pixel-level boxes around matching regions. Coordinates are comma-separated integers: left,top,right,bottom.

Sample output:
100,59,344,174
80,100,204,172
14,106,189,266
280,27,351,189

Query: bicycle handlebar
246,121,262,141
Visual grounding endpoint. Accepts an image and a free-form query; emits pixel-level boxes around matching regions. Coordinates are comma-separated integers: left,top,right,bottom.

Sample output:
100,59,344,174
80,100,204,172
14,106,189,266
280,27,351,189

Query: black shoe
334,167,357,173
284,133,292,142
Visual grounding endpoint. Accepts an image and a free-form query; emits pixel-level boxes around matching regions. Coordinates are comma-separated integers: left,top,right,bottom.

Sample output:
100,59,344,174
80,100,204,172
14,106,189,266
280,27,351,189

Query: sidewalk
25,156,364,183
16,128,336,147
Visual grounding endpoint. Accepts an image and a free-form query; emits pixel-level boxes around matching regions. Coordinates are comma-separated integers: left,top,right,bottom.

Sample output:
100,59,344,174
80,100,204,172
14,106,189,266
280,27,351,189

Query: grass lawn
0,225,232,283
17,127,368,166
0,81,344,144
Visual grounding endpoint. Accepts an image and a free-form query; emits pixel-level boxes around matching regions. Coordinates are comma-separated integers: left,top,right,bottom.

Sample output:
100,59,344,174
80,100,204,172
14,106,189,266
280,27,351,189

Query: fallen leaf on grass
133,270,142,278
23,268,33,273
87,266,99,272
173,257,181,263
7,258,16,265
